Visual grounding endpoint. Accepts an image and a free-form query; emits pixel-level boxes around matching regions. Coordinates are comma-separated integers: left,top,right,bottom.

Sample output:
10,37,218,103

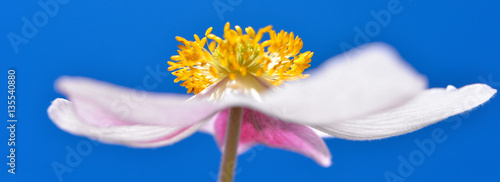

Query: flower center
168,22,313,94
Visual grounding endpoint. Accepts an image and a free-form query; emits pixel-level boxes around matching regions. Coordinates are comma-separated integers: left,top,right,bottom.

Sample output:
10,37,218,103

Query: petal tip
472,83,497,103
47,98,70,116
318,156,332,167
54,76,77,93
446,85,457,91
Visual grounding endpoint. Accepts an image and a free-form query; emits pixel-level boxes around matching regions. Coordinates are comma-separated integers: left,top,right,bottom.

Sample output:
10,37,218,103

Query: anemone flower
48,23,496,182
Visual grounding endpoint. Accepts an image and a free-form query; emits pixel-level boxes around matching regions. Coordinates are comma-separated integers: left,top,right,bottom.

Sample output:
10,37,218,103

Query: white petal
247,43,428,125
48,98,203,147
198,115,217,134
312,84,496,140
55,76,223,127
310,127,335,138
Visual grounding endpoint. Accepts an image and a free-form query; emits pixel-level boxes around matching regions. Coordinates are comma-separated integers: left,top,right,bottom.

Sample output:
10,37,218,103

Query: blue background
1,0,499,181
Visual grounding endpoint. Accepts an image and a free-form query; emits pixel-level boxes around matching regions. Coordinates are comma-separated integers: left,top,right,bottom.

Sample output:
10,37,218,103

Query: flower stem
218,107,243,182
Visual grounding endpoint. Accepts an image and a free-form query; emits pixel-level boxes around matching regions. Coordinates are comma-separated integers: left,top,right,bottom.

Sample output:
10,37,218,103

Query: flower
48,23,496,168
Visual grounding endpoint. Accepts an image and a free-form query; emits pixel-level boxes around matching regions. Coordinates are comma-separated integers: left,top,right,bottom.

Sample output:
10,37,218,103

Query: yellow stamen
205,27,213,37
235,25,243,36
208,41,216,53
170,55,182,61
168,22,313,94
245,27,255,38
229,73,236,80
240,67,247,76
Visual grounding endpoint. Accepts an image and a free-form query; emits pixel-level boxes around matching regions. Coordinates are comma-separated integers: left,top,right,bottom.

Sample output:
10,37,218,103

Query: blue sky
1,0,499,181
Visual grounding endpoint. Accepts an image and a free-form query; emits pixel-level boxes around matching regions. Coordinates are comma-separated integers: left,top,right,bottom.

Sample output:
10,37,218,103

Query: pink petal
48,98,204,147
214,108,332,167
55,76,223,127
199,115,335,138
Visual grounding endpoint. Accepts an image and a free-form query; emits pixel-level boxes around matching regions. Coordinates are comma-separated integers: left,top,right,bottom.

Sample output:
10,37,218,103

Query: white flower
48,39,496,167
